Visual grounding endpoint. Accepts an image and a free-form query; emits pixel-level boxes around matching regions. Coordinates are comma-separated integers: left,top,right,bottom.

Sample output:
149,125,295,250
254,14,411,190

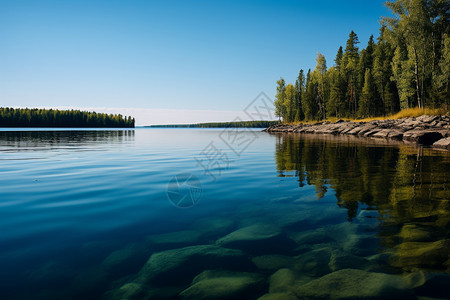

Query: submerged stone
294,269,416,299
136,245,253,285
269,268,310,293
397,224,431,242
258,292,299,300
294,247,332,276
217,223,295,255
191,217,235,239
145,230,202,249
328,252,372,272
179,270,264,300
390,240,450,269
252,255,297,271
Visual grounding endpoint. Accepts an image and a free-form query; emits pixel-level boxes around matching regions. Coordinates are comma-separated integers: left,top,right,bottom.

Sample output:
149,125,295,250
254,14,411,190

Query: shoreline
264,115,450,151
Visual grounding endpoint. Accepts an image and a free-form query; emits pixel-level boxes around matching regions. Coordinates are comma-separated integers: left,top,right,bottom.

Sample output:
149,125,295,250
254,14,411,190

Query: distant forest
275,0,449,122
146,120,280,128
0,107,135,128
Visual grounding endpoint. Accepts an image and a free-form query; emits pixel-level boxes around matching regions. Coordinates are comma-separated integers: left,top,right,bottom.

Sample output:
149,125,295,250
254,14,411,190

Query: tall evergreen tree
274,78,286,120
294,69,305,121
342,30,360,117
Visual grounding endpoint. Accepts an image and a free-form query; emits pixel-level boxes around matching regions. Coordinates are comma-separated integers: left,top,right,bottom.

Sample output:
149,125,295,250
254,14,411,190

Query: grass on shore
288,107,448,125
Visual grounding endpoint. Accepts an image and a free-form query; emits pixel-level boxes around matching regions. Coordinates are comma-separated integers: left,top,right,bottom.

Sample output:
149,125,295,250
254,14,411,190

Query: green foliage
274,78,286,120
147,120,280,128
274,0,448,123
0,107,135,128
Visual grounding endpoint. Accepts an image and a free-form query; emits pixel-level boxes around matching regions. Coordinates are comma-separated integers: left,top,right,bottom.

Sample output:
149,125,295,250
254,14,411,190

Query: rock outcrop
265,115,450,149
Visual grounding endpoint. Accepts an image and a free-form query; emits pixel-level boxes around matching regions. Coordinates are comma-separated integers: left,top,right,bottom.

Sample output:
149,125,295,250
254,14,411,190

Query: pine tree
359,69,376,118
295,69,305,121
274,78,286,121
342,30,360,117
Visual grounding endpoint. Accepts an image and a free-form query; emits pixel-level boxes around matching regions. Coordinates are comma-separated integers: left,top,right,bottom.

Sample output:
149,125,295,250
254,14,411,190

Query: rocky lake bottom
0,128,448,300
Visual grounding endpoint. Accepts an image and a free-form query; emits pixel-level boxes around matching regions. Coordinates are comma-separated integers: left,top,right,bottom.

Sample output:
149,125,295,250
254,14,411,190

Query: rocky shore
264,115,450,150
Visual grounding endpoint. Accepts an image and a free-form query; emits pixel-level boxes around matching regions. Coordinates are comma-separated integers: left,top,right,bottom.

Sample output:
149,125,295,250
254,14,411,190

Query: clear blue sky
0,0,391,124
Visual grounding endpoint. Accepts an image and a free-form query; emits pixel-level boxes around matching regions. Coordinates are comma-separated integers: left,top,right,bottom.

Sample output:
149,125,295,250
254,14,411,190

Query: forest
274,0,449,122
147,120,280,128
0,107,135,128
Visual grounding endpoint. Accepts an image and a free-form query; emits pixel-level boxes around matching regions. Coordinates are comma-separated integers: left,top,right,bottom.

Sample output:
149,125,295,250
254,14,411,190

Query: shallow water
0,128,449,300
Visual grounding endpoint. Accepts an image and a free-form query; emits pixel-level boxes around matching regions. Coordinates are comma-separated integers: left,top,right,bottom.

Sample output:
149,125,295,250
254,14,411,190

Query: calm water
0,128,449,300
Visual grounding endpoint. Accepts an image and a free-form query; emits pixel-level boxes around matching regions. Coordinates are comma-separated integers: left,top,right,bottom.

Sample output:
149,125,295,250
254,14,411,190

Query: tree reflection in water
274,133,450,272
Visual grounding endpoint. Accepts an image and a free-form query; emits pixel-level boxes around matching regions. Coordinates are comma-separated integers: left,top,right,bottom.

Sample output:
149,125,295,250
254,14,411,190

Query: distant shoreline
143,120,279,128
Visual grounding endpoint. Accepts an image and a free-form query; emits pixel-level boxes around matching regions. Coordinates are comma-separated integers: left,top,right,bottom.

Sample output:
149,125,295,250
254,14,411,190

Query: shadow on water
274,133,450,273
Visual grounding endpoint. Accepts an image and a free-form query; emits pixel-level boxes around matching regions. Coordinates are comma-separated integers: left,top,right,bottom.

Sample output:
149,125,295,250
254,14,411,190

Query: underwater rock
390,240,450,269
104,282,146,300
190,217,235,239
328,252,372,272
102,244,150,276
268,268,310,293
252,255,297,271
294,268,416,299
287,228,335,246
269,268,297,293
258,292,299,300
397,224,431,242
136,245,253,285
217,224,295,255
293,247,332,276
179,270,264,300
342,234,380,256
145,230,203,249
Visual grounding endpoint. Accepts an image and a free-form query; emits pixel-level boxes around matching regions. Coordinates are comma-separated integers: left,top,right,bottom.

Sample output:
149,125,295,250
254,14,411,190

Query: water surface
0,129,448,299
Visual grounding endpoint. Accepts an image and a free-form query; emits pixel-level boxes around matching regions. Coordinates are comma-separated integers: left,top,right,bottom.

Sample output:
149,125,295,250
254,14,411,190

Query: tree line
0,107,135,128
275,0,449,122
147,120,280,128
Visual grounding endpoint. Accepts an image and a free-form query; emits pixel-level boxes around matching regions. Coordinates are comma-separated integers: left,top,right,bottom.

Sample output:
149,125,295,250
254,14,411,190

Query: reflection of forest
274,133,450,272
0,130,135,149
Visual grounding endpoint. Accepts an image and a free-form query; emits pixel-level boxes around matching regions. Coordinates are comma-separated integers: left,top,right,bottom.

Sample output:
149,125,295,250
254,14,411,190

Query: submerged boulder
252,255,297,271
258,293,299,300
217,223,296,255
179,270,264,300
390,240,450,269
294,269,417,299
136,245,253,285
328,252,372,272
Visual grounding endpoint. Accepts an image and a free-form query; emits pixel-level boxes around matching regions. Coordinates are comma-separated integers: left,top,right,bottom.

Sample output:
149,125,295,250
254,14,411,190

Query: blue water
0,129,448,300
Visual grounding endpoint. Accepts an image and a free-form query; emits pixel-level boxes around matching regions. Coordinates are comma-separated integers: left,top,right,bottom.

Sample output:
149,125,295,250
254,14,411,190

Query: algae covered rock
217,223,295,255
179,270,264,300
258,292,299,300
293,247,332,276
397,224,431,242
390,240,450,269
137,245,253,285
328,252,372,272
145,230,203,249
268,268,310,293
294,268,416,299
252,255,297,271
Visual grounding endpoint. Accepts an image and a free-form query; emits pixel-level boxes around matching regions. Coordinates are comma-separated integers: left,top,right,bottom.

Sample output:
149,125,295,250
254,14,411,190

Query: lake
0,128,449,300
